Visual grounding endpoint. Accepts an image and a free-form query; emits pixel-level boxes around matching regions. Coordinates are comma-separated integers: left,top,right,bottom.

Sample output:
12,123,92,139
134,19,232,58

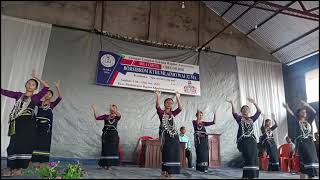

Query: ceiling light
182,2,185,9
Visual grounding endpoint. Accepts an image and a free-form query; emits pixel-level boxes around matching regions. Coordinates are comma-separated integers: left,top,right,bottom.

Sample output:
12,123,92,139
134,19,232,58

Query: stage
1,159,308,179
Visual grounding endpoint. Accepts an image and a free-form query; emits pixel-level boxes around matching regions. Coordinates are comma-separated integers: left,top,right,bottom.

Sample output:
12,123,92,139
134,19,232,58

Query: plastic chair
278,144,291,172
136,136,154,165
289,151,300,172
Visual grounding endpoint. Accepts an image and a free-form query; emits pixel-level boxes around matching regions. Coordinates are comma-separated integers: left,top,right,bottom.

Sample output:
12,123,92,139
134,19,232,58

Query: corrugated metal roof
203,1,319,64
290,1,304,11
268,1,291,6
302,1,319,10
204,1,229,16
274,30,319,63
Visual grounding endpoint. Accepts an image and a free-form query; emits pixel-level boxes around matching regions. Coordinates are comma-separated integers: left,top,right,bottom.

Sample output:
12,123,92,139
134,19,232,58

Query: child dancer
259,113,279,171
31,80,63,168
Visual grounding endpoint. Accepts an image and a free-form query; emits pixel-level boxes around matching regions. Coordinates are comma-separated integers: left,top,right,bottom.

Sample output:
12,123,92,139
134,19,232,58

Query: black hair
240,105,250,112
196,111,203,117
26,78,39,89
164,98,173,103
180,126,185,131
265,119,271,122
296,108,307,115
48,90,54,96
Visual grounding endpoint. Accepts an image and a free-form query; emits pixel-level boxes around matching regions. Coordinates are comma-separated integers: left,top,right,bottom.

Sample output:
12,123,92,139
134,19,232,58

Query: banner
96,51,201,96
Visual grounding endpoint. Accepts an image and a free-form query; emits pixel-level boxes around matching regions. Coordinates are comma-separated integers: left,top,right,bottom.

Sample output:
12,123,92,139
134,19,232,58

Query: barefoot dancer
91,104,121,170
155,90,182,178
192,110,216,173
227,98,261,179
283,101,319,179
259,113,279,171
31,80,63,168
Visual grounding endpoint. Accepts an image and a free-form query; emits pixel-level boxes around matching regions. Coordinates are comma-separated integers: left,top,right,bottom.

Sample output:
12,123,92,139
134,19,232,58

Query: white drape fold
236,57,288,146
1,15,52,156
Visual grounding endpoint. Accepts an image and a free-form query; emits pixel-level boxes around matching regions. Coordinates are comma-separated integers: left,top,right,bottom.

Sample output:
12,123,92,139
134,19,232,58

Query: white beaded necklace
241,118,254,136
196,120,204,130
107,115,116,124
9,95,31,122
41,102,50,111
299,121,312,138
162,114,177,137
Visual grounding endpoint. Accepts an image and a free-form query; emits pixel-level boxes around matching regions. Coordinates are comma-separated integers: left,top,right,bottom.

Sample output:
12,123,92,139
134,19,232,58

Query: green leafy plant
61,162,86,179
24,161,85,179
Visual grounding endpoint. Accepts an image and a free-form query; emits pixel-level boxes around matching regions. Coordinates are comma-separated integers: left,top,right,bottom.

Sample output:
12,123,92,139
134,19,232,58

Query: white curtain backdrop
236,56,288,146
1,15,52,156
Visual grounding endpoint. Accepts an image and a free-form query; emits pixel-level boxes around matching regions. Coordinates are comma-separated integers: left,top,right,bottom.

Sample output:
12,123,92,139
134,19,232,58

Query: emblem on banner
101,54,116,67
184,81,197,94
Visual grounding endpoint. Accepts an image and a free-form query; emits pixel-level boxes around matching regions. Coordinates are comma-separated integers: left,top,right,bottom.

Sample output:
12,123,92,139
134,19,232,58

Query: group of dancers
1,70,62,176
1,72,319,179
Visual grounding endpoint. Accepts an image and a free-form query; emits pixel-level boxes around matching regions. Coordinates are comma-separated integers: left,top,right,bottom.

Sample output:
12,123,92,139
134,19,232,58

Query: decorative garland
93,29,211,51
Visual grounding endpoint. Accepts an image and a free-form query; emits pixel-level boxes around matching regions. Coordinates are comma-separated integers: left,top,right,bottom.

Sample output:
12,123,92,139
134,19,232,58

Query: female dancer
91,104,121,170
259,113,279,171
155,90,182,178
227,98,261,179
192,110,215,173
283,100,319,179
1,70,49,176
31,80,63,168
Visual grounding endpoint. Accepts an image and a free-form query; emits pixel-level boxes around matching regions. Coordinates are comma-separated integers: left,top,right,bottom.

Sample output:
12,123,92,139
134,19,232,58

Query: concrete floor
2,159,315,179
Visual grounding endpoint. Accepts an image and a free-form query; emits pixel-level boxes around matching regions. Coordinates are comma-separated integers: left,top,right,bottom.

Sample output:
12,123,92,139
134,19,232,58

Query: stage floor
2,159,314,179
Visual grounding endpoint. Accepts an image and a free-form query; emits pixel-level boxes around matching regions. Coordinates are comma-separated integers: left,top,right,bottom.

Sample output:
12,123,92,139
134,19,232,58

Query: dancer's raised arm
175,91,182,110
247,98,261,122
51,80,63,109
91,104,103,120
301,100,316,114
270,113,278,131
301,100,317,122
282,102,294,117
32,69,50,88
247,98,261,113
54,80,63,98
155,90,161,108
226,99,236,114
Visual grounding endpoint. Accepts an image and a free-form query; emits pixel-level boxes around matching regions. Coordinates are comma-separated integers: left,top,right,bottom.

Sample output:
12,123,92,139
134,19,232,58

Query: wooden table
143,139,187,168
208,133,221,167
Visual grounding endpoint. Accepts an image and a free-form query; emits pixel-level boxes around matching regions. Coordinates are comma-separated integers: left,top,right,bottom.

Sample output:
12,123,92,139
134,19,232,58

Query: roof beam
246,1,296,35
222,1,318,21
271,27,319,54
286,50,319,65
259,1,318,19
100,1,105,33
298,1,307,12
221,2,235,17
307,6,319,13
198,1,258,51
